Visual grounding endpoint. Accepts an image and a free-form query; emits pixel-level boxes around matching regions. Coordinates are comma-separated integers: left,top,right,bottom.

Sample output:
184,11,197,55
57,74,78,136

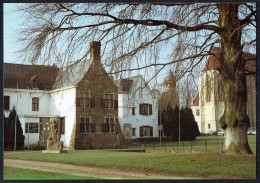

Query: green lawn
144,135,256,154
4,166,100,180
4,136,256,179
4,150,256,179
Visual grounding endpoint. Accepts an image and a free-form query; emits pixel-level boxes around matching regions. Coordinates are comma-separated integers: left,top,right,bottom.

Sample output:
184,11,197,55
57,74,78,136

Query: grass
4,166,100,180
144,135,256,154
4,136,256,179
4,150,256,179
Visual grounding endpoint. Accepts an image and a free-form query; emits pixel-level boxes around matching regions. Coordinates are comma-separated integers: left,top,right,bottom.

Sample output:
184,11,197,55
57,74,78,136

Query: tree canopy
15,3,256,154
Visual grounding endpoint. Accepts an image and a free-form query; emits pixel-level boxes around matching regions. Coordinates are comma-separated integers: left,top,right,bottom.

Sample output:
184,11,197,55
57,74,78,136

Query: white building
4,41,123,149
116,76,159,140
191,47,256,133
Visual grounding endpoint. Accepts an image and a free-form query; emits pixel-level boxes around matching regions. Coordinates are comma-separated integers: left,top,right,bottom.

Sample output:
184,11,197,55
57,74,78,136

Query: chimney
90,41,101,64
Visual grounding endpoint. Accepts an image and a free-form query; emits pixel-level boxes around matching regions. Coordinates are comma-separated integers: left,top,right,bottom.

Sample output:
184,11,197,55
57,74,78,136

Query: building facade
4,41,124,149
191,47,256,133
117,76,159,140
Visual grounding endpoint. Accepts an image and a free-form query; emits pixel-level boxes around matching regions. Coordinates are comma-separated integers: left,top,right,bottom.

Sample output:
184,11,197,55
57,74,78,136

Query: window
32,97,39,111
25,123,38,133
101,93,118,109
132,128,136,136
208,123,211,129
139,103,152,115
4,96,10,110
76,91,94,108
104,93,113,108
102,117,115,133
196,109,200,116
132,107,136,115
139,126,153,137
80,117,95,134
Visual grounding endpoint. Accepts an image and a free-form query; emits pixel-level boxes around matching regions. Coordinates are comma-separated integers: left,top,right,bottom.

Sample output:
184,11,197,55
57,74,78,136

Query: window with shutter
76,91,90,108
140,126,152,136
103,117,115,133
103,93,114,108
140,127,143,137
149,104,152,115
132,128,136,136
79,117,92,134
114,99,118,109
150,127,153,136
139,103,152,115
139,104,143,115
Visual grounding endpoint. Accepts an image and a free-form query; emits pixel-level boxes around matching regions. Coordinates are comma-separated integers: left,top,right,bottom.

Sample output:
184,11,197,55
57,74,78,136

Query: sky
4,3,255,103
4,3,24,63
3,3,173,88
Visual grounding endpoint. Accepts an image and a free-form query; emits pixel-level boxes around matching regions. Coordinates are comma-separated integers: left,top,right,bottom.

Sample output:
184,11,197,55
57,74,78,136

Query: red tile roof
192,94,199,106
204,47,256,73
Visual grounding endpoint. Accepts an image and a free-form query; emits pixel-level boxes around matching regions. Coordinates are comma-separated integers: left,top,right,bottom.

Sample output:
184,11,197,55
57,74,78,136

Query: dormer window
29,74,38,89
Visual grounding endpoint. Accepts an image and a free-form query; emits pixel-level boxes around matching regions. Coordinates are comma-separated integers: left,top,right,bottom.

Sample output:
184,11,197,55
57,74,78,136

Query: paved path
4,159,199,180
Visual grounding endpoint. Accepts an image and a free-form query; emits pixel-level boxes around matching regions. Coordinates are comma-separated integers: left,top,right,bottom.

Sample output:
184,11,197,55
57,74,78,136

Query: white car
217,131,224,136
251,130,256,135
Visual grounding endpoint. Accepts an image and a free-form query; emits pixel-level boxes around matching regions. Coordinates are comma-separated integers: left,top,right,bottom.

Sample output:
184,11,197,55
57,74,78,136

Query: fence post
177,142,179,153
217,139,219,152
205,140,207,153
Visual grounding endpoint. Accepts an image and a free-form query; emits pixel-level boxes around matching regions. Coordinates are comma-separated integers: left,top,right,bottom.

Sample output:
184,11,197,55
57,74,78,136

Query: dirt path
4,159,199,180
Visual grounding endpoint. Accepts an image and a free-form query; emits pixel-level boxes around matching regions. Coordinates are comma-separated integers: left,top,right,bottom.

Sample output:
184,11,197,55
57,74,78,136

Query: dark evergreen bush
7,106,25,150
159,105,200,141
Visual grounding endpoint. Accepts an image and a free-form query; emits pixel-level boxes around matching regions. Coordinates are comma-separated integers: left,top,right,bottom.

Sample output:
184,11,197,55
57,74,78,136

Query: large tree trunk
217,4,253,154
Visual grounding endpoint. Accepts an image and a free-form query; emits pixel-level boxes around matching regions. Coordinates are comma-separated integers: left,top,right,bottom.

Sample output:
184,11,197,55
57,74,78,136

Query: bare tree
15,3,256,154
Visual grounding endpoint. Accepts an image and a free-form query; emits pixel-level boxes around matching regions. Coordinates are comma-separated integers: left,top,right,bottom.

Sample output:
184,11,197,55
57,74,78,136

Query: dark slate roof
117,79,134,92
52,59,92,89
204,47,256,73
4,59,93,90
116,75,142,92
4,63,59,90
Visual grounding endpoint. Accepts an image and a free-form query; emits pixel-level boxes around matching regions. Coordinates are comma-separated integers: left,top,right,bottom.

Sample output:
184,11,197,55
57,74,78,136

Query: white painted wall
4,87,76,147
4,89,50,117
191,106,201,132
118,76,159,139
4,89,51,146
49,87,76,147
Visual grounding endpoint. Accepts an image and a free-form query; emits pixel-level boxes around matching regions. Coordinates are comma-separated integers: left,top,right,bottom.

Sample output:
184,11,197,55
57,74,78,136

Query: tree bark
217,3,253,154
